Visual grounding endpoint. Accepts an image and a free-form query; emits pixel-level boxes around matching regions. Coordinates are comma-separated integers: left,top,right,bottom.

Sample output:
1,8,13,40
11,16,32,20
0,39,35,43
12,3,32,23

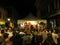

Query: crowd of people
0,24,60,45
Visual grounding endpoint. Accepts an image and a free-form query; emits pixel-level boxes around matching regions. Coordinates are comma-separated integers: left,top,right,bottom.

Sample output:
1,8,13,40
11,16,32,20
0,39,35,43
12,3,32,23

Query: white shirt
6,32,13,38
52,33,59,44
19,32,25,34
42,31,48,43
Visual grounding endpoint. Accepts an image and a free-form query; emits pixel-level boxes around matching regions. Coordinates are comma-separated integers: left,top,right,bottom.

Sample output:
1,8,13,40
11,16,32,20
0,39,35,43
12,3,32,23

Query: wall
56,15,60,27
0,7,7,20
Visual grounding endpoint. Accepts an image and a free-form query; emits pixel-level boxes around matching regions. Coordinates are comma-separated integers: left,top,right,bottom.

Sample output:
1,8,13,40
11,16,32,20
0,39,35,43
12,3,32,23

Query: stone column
56,15,60,27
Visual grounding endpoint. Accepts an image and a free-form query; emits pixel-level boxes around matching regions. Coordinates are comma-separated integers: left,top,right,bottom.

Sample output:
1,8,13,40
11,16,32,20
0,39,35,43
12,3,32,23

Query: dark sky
14,0,37,18
0,0,37,19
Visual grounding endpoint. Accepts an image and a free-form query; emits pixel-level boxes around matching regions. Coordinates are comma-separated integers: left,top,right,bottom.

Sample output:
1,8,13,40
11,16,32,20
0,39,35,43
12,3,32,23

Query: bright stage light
7,18,10,21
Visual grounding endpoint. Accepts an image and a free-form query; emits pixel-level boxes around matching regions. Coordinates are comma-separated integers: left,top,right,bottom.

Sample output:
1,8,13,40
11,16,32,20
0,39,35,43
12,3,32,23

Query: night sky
14,0,37,19
0,0,37,19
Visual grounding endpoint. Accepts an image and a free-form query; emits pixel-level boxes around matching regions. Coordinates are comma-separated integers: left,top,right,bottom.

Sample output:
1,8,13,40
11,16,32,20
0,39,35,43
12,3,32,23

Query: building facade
35,0,60,28
0,7,7,25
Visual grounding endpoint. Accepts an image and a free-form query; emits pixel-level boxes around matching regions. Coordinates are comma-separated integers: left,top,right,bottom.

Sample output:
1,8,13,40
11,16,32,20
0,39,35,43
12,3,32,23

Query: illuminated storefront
0,20,5,25
17,13,47,30
17,20,47,30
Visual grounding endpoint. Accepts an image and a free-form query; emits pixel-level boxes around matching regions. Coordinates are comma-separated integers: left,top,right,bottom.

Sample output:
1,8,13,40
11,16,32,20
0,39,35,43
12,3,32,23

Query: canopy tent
17,13,47,24
20,13,40,20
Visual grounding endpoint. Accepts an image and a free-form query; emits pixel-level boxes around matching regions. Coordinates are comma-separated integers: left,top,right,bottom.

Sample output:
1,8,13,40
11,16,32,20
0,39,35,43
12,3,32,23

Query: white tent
21,13,39,20
17,13,46,24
